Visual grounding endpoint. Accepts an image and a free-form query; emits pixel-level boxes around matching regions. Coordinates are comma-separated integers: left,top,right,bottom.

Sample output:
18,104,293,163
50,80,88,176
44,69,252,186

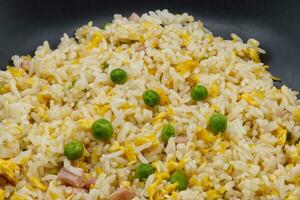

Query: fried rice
1,10,300,200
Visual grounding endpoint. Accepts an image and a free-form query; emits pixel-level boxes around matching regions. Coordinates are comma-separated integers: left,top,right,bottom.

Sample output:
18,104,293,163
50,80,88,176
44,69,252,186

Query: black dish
0,0,299,90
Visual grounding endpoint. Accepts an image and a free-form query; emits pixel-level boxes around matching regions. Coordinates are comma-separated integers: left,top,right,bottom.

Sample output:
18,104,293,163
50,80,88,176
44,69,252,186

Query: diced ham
84,177,96,189
128,12,140,22
175,136,188,144
111,187,135,200
57,168,84,188
136,44,146,52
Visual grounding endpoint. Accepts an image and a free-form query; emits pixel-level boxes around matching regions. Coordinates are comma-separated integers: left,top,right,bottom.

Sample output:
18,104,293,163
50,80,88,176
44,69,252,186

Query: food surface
1,10,300,200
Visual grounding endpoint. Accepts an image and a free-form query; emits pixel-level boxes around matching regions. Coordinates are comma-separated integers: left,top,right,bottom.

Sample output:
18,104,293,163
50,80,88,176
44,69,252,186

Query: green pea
110,68,128,84
64,140,84,160
142,90,160,107
191,85,208,101
135,163,155,181
91,119,113,140
208,113,227,134
169,170,187,191
161,124,176,142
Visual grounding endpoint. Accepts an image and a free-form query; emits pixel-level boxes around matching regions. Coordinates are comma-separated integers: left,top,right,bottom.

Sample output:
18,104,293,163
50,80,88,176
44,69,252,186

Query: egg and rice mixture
1,9,300,200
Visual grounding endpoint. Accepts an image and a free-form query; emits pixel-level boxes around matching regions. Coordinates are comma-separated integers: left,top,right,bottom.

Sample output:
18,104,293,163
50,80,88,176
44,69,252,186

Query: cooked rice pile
1,10,300,200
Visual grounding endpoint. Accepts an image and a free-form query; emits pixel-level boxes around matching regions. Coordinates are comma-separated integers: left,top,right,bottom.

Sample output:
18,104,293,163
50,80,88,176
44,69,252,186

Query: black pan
0,0,299,90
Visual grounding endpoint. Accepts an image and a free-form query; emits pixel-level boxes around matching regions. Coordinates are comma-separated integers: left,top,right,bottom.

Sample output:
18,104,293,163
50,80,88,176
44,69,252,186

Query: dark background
0,0,299,90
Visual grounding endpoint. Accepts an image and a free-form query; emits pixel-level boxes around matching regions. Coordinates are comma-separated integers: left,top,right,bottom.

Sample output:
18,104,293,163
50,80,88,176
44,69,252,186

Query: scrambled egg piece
109,142,137,164
34,104,49,121
94,104,110,116
95,167,103,174
207,190,221,200
0,84,10,94
7,66,25,77
134,133,160,154
134,133,159,148
142,21,161,30
248,48,260,62
120,103,136,110
0,189,5,200
166,160,179,172
253,90,265,99
174,60,198,74
72,58,80,64
147,180,160,199
109,141,125,152
240,93,259,107
148,172,170,200
91,146,101,164
189,175,202,187
152,112,168,124
74,161,89,172
121,181,131,188
166,78,173,88
47,182,62,199
123,144,137,164
152,107,174,125
253,65,269,77
156,88,170,106
37,93,51,106
77,119,93,131
16,152,31,166
293,108,300,124
215,141,229,154
148,68,157,75
210,104,220,112
275,126,287,147
235,48,260,63
290,150,299,164
23,77,34,88
206,34,214,43
163,183,178,194
189,175,214,192
87,31,103,50
209,83,219,98
186,75,199,86
196,126,215,143
28,176,47,191
153,192,164,200
202,176,213,189
151,40,158,48
166,158,188,172
170,191,177,199
0,159,19,185
180,30,191,46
